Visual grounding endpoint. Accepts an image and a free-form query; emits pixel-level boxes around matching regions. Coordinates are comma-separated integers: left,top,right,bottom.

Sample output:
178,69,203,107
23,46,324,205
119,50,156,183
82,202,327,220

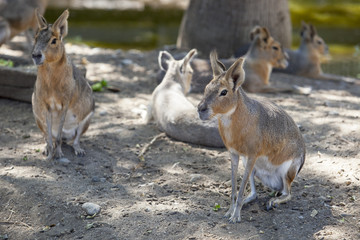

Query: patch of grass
0,59,14,67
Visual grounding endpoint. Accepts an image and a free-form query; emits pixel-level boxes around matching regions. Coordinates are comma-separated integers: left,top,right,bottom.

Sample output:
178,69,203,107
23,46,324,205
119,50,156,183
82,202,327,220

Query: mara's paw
74,145,86,157
266,198,279,211
228,211,241,223
224,206,234,219
44,144,55,160
54,146,64,159
266,194,291,211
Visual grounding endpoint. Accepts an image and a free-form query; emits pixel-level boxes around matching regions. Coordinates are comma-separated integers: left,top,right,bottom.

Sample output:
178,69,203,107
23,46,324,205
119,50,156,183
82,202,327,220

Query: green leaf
213,204,221,211
91,82,103,92
101,79,108,87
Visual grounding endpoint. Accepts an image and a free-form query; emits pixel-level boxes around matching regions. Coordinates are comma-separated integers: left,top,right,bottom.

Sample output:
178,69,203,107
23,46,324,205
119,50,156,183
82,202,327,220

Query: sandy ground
0,39,360,240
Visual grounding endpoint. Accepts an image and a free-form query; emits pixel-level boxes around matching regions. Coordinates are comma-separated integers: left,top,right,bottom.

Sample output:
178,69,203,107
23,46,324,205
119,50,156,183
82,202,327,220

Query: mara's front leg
224,153,239,219
73,111,94,156
54,107,69,159
45,111,55,160
229,156,256,223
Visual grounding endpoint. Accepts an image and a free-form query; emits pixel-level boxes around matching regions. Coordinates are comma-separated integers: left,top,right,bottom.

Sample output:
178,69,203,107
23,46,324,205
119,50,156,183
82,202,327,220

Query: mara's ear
209,50,225,77
251,26,270,48
250,26,262,41
309,24,317,39
158,51,174,71
180,48,197,73
52,9,69,39
225,57,245,92
35,8,47,29
261,27,270,42
300,21,311,41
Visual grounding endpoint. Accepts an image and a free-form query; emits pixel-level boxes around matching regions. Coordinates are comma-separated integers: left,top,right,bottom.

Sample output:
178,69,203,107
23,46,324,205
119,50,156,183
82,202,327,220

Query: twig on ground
138,133,166,161
0,221,33,229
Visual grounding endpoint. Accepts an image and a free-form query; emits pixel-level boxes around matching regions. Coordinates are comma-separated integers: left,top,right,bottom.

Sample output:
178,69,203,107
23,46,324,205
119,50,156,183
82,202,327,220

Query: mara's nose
197,101,207,113
32,53,42,59
32,52,44,65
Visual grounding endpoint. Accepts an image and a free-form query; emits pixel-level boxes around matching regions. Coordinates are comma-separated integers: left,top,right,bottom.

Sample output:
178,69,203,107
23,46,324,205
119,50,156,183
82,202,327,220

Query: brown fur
189,26,293,93
278,21,359,84
0,0,47,46
197,51,305,223
32,9,94,160
242,26,291,93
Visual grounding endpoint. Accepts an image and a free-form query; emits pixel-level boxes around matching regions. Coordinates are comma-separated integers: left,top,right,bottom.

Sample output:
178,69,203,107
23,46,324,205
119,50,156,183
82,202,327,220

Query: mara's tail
160,111,224,148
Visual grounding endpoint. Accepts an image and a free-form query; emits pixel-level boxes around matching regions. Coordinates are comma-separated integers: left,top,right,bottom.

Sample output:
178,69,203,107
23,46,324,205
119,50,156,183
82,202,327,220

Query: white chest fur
49,97,63,111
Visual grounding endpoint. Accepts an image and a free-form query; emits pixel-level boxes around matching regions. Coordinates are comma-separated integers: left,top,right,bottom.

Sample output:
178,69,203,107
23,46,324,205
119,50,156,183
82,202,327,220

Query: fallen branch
138,133,166,161
0,221,33,229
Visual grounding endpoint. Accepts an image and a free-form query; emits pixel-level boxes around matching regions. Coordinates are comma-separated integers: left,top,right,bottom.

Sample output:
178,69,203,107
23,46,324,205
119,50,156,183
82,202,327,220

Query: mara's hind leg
267,166,297,210
73,111,94,156
243,169,257,205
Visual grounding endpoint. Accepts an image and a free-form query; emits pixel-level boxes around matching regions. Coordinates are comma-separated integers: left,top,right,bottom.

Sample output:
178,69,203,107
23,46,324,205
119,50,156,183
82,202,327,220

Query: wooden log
0,67,36,88
0,85,33,102
0,66,36,102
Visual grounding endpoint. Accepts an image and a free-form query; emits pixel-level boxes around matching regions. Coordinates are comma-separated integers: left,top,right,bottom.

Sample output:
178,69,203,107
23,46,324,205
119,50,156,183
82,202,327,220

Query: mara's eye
317,40,322,45
51,38,57,45
272,46,279,51
220,89,228,96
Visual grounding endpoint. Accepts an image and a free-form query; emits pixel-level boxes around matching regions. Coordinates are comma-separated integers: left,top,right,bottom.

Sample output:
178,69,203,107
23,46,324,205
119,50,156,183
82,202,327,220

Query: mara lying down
146,49,224,148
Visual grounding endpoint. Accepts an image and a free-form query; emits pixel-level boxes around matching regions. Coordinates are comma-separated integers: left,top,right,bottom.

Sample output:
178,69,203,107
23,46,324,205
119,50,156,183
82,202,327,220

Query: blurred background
38,0,360,77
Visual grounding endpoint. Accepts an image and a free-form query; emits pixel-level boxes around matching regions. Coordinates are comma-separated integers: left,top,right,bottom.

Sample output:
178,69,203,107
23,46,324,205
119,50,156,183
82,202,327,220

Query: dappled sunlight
1,1,360,237
0,164,56,181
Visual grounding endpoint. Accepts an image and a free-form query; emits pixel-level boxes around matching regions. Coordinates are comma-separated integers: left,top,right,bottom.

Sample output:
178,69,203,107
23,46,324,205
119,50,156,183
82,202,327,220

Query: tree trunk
177,0,292,58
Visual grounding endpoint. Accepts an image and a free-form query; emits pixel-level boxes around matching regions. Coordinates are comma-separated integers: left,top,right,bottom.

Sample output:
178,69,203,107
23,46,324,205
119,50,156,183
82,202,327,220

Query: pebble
82,202,101,216
310,209,318,217
91,176,106,183
58,158,71,165
190,174,202,183
99,110,107,116
328,111,339,116
121,59,133,65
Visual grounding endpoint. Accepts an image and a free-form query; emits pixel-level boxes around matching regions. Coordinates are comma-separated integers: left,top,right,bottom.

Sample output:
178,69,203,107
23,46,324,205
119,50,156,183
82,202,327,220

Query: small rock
99,110,107,116
58,158,70,165
82,202,101,216
328,111,339,116
190,174,202,183
121,59,133,65
310,209,318,217
91,176,100,182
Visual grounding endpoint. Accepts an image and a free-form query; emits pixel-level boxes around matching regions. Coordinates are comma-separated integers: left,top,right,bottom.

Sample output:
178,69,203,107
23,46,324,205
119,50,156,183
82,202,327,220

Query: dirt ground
0,39,360,240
